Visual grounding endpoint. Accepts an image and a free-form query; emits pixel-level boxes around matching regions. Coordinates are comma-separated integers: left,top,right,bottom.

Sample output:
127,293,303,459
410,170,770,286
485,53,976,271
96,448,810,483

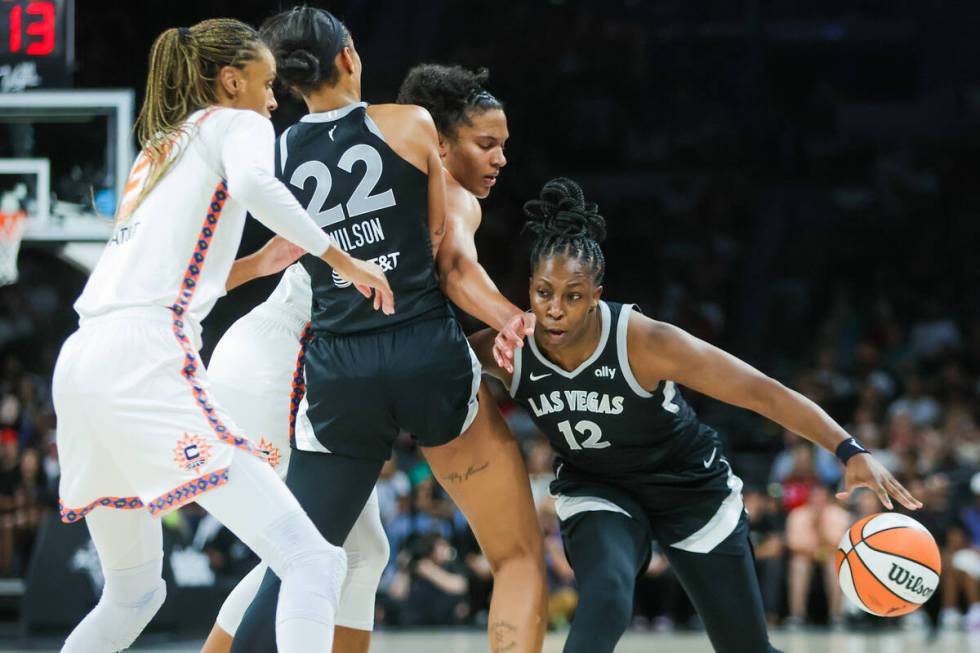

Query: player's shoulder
444,170,481,224
623,305,672,350
368,103,437,136
200,106,273,137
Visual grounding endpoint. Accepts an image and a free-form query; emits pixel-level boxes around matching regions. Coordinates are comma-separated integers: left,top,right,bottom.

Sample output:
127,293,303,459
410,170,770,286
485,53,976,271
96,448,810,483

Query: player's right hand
329,252,395,315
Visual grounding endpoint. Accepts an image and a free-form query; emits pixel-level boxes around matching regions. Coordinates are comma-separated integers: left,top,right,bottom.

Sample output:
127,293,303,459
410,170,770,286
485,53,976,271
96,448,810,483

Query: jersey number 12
558,419,611,450
290,144,397,228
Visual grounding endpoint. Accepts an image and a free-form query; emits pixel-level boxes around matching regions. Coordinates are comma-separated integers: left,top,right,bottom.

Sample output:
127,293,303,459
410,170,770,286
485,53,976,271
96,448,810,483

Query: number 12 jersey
510,302,718,479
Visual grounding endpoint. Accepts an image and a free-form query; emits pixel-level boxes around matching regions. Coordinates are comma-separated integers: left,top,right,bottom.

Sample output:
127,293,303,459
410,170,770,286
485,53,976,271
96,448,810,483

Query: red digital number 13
9,2,55,56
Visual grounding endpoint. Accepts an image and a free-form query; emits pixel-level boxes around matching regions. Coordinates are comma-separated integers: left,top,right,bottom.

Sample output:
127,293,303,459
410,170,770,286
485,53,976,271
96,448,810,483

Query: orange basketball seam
856,524,941,575
839,556,872,614
860,539,940,577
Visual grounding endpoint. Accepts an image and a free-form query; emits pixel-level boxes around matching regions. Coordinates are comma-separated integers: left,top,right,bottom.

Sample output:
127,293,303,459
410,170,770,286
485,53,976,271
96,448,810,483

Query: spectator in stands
0,427,18,575
887,373,941,428
948,472,980,630
536,496,576,629
785,484,850,628
387,532,470,626
744,486,785,626
376,455,411,527
525,438,555,508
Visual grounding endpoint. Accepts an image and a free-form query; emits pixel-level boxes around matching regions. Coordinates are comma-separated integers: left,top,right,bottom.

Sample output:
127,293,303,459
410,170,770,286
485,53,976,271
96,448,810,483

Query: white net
0,202,26,286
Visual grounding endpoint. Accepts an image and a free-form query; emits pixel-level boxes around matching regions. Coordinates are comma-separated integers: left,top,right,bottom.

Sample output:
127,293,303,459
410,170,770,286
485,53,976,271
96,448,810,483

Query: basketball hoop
0,209,25,286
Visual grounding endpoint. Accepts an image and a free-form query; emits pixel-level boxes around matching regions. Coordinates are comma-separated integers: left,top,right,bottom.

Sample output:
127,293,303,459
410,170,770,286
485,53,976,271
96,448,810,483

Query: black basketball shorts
294,316,481,461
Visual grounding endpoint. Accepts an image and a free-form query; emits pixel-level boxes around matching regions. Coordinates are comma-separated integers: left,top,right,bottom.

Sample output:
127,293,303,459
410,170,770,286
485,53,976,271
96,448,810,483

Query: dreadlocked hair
396,64,503,138
260,6,351,97
127,18,262,220
523,177,607,284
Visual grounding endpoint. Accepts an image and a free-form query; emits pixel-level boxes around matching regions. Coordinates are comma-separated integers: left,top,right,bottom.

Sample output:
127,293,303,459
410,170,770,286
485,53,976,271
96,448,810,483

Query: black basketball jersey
276,102,449,334
510,302,717,478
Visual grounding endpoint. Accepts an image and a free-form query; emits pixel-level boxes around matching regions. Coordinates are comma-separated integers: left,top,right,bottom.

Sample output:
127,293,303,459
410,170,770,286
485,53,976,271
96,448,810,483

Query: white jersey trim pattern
59,181,270,523
668,460,744,554
508,341,523,398
300,101,367,123
527,301,611,379
554,494,632,522
616,303,655,398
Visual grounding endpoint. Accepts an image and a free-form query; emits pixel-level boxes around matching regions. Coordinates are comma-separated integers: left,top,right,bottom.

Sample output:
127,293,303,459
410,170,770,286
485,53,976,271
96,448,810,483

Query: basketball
836,512,941,617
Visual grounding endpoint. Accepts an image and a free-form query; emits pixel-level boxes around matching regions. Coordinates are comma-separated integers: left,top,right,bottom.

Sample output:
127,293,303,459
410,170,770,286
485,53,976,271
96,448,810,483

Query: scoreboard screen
0,0,73,90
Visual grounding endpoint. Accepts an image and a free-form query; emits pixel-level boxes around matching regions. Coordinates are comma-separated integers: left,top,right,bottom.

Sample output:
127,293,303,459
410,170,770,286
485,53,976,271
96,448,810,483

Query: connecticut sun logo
173,433,213,472
258,438,282,470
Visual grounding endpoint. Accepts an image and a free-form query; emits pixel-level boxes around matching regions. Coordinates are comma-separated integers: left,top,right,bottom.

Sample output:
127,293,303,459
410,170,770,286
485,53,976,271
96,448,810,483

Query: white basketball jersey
75,107,331,337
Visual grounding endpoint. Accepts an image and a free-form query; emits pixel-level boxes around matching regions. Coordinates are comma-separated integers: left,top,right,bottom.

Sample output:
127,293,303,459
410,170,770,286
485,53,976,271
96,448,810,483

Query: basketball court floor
2,629,979,653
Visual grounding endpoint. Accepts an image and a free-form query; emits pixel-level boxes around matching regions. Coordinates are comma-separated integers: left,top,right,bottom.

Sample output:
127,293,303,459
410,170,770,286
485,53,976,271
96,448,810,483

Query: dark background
66,0,979,451
1,0,979,635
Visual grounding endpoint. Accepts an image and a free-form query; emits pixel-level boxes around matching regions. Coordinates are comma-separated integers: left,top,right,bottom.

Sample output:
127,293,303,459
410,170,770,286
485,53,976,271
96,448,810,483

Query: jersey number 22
290,144,397,228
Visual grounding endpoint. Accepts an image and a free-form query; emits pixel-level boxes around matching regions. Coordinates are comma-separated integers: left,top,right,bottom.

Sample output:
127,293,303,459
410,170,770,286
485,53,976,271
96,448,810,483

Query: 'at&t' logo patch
173,433,213,473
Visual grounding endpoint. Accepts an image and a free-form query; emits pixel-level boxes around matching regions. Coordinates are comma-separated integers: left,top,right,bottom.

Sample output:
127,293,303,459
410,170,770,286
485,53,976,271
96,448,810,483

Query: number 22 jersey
276,102,449,335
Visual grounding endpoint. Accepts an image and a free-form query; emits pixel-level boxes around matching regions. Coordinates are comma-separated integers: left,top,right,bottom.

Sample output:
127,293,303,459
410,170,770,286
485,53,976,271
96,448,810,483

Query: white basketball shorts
54,307,270,524
207,301,310,480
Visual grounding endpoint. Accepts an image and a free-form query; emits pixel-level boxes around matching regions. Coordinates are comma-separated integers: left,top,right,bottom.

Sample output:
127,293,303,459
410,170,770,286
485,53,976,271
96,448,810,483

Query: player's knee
64,575,166,652
486,539,546,578
346,524,389,586
278,547,348,625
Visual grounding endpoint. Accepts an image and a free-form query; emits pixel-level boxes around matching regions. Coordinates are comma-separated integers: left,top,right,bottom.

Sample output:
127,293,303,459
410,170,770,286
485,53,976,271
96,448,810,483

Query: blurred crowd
0,0,979,637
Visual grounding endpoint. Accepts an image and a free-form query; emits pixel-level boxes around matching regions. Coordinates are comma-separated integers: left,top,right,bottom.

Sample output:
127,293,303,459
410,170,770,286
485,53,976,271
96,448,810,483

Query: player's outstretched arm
226,236,303,291
469,328,513,385
435,191,533,370
627,311,921,511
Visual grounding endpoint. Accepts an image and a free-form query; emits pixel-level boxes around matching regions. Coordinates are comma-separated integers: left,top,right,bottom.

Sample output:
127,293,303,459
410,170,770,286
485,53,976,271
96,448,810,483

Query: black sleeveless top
276,102,449,335
510,301,717,479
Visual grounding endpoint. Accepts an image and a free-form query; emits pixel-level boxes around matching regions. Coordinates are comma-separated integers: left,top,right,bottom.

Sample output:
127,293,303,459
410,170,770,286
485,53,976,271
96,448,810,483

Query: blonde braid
123,19,261,219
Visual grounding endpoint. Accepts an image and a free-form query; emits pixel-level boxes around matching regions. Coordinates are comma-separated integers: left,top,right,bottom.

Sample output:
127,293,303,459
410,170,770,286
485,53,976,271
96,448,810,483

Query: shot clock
0,0,74,90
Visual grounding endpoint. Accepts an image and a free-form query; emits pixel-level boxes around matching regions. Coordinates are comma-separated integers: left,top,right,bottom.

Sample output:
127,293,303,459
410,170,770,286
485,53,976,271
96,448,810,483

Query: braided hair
128,18,262,219
523,178,606,285
260,6,351,96
396,64,503,138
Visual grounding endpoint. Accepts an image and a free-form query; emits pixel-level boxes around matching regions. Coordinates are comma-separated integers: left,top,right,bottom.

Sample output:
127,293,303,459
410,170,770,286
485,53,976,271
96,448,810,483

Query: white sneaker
966,604,980,631
783,615,804,631
940,607,962,630
902,610,928,630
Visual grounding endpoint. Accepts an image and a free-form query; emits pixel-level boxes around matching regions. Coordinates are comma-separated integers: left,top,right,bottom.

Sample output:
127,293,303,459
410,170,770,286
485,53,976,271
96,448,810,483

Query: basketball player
205,61,537,653
469,177,922,653
232,8,546,653
52,19,392,653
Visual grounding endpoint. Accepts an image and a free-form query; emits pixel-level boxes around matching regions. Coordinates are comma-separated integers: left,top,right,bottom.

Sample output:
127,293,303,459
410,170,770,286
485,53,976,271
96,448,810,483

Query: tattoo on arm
442,461,490,484
491,620,517,652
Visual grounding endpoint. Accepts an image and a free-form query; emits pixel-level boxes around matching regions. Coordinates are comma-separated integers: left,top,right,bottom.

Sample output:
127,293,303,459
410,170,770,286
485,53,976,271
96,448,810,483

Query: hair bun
523,177,606,243
276,48,321,88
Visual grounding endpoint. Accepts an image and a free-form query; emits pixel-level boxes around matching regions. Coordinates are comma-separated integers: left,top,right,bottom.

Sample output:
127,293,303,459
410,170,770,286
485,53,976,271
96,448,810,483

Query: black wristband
835,437,869,465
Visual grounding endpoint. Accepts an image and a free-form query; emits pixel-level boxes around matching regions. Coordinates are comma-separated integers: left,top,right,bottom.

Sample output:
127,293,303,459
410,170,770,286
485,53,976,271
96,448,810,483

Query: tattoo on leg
491,620,517,652
442,460,490,484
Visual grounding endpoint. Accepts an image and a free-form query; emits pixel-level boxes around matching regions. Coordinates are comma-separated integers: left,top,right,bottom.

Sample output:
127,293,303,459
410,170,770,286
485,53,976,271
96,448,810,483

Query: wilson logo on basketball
887,563,935,598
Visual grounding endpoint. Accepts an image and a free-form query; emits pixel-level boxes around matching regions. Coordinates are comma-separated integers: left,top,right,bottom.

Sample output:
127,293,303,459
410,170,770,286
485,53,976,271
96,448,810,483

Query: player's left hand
254,235,305,276
837,453,923,511
493,311,536,374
